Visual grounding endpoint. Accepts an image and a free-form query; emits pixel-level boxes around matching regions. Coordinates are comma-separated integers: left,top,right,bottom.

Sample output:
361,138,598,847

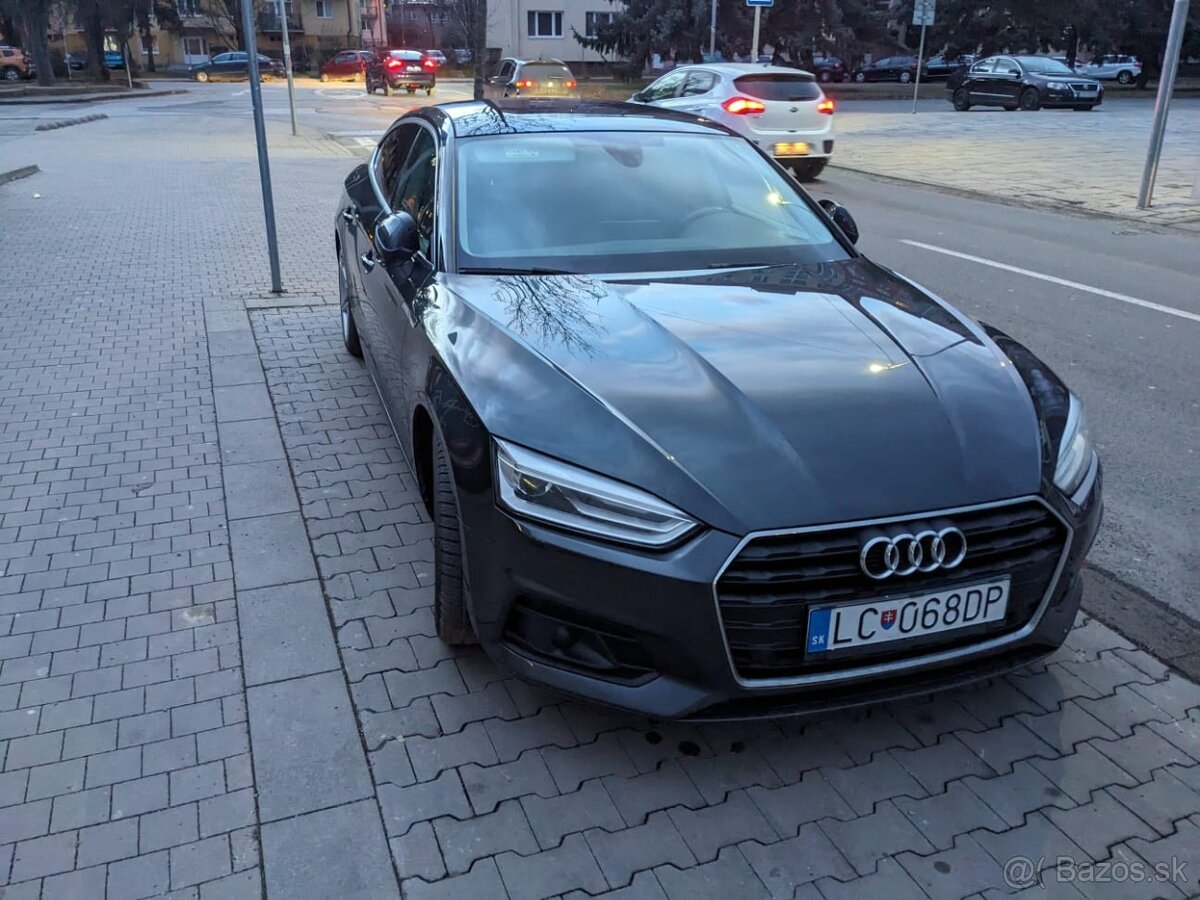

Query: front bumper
463,468,1103,720
1043,85,1103,107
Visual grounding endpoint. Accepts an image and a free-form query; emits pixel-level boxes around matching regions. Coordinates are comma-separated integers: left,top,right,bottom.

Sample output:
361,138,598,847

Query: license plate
805,578,1009,655
775,142,810,157
406,65,421,72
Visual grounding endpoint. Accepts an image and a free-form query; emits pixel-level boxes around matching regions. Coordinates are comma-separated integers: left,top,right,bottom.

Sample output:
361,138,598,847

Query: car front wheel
1019,87,1041,111
900,70,912,84
854,72,866,83
320,72,329,82
432,430,476,645
194,70,209,82
338,247,362,358
952,87,971,111
1117,70,1133,85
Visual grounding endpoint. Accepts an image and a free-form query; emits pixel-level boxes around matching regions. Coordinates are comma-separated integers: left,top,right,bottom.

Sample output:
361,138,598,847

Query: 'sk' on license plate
805,578,1010,655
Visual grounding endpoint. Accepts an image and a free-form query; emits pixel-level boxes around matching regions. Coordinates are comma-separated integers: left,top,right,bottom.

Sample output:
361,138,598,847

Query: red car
320,49,369,82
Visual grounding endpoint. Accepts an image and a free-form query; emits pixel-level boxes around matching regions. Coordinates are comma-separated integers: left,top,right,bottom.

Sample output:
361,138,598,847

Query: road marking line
899,239,1199,324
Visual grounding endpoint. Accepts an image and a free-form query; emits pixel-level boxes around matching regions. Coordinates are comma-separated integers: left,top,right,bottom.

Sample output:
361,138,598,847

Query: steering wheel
678,206,730,231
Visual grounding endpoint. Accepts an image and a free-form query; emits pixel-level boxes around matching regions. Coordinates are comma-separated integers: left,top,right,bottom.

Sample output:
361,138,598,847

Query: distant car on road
424,50,447,68
809,54,846,83
0,46,33,81
366,48,436,96
852,55,918,83
951,55,1102,111
320,49,369,82
332,99,1102,719
485,58,579,99
1075,54,1141,84
923,53,974,80
191,51,285,82
632,63,835,181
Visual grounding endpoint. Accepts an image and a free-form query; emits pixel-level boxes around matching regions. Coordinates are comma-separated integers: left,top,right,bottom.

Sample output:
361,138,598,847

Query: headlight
1053,394,1093,496
1046,81,1069,90
495,440,698,548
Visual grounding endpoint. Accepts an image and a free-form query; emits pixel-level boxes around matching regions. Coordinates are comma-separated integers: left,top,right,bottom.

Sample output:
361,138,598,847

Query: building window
138,35,159,54
527,10,563,38
585,11,615,38
176,0,200,15
315,0,332,17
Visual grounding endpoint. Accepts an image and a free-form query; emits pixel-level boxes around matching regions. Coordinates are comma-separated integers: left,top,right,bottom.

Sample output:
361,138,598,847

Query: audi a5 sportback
951,55,1102,111
632,64,835,181
334,99,1102,719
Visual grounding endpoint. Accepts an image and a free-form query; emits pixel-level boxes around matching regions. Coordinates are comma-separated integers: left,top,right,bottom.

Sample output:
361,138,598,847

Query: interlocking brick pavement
3,99,1200,899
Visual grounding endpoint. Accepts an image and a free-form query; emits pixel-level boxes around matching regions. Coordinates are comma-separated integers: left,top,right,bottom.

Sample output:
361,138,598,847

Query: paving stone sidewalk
2,106,1200,900
834,100,1200,229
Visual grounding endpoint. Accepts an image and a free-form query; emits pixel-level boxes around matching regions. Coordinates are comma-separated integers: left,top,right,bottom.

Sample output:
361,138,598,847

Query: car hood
438,259,1043,534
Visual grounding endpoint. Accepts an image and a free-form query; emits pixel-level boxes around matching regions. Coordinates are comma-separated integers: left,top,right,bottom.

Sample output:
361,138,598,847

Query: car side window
375,124,419,204
680,71,716,97
494,60,514,81
390,128,437,260
971,59,995,74
996,57,1018,74
643,69,687,101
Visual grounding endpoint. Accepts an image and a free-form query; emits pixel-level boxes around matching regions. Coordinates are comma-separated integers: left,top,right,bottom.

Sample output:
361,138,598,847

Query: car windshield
734,74,821,101
454,131,849,274
1020,58,1074,75
520,64,574,81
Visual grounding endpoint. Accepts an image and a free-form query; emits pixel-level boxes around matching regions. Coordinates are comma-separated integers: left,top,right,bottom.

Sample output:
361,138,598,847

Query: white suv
1076,54,1141,84
630,63,835,181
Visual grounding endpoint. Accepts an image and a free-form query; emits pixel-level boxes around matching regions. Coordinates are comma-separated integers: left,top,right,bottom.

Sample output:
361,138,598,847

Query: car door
485,59,514,98
661,69,718,115
330,50,357,77
993,57,1022,103
965,59,997,102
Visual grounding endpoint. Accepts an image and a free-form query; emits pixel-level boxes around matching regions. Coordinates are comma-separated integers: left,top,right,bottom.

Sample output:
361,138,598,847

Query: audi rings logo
859,527,968,580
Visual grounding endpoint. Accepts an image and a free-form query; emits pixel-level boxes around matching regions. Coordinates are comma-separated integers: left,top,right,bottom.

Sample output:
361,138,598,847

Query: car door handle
341,209,356,224
360,251,376,272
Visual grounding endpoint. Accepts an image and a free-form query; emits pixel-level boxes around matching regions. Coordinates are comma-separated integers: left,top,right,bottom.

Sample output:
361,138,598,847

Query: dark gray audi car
334,100,1102,719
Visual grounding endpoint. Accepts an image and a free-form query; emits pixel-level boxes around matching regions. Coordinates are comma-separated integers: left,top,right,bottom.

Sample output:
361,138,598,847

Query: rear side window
733,74,821,102
520,64,573,82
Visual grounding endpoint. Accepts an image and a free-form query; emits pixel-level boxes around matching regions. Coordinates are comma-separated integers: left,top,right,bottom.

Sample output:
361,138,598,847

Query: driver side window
376,124,418,204
390,129,437,260
643,69,686,101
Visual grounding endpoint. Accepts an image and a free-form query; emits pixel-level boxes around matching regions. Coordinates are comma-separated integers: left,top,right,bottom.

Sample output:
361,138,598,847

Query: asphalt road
808,173,1199,622
3,80,1196,624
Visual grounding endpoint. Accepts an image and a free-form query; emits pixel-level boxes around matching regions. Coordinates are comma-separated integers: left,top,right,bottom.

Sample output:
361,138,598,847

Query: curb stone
35,113,108,131
0,164,39,185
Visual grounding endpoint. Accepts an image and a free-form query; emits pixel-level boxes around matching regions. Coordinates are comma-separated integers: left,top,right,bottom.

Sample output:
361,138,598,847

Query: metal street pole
242,0,284,293
123,40,133,88
750,6,761,62
1137,0,1190,208
709,0,717,58
278,0,298,136
911,22,927,113
61,10,71,80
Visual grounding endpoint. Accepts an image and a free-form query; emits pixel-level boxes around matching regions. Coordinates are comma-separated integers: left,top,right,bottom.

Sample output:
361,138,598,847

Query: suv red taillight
516,79,538,89
422,58,436,69
386,57,401,69
817,98,835,114
722,96,766,115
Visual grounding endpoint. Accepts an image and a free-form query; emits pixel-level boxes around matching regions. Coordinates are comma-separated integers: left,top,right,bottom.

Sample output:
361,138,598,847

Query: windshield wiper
704,262,788,270
458,266,578,276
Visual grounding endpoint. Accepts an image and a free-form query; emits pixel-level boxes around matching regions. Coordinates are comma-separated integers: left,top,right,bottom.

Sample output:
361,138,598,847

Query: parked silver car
631,63,836,180
1075,54,1141,84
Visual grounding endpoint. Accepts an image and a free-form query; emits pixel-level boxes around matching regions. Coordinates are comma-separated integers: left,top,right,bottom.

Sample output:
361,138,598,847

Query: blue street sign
746,0,774,6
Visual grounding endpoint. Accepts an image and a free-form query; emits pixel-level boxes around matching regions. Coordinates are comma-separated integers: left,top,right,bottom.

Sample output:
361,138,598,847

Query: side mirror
818,198,859,245
375,211,419,264
631,90,646,102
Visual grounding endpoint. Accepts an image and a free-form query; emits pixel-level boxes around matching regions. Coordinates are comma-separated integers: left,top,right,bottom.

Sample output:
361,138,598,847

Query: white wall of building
487,0,620,64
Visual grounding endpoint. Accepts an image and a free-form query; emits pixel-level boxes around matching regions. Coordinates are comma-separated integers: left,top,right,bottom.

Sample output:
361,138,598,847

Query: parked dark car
485,58,579,98
809,54,846,83
852,55,918,83
191,51,284,82
951,55,1102,111
366,48,436,96
332,99,1102,719
320,49,369,82
923,52,974,79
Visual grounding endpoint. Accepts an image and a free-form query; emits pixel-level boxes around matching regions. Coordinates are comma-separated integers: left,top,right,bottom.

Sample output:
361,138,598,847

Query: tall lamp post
1137,0,1190,208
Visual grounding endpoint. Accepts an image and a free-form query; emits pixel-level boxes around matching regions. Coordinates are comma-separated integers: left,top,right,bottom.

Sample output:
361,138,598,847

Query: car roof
675,62,815,77
434,99,736,138
511,58,570,66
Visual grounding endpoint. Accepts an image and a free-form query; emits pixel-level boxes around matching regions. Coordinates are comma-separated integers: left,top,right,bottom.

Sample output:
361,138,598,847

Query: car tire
338,248,362,358
900,70,912,84
425,86,433,95
1075,105,1096,112
952,88,971,111
789,159,828,182
320,72,329,82
1019,87,1041,111
819,71,831,83
194,70,209,83
431,430,476,646
2,67,20,81
1117,70,1133,85
854,72,866,83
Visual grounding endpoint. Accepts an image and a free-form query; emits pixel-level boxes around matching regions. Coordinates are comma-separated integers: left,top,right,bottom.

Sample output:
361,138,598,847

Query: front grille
1071,83,1098,91
716,500,1069,681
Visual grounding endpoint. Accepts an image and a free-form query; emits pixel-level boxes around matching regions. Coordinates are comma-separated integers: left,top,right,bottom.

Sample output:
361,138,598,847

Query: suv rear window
520,64,573,81
733,74,821,101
